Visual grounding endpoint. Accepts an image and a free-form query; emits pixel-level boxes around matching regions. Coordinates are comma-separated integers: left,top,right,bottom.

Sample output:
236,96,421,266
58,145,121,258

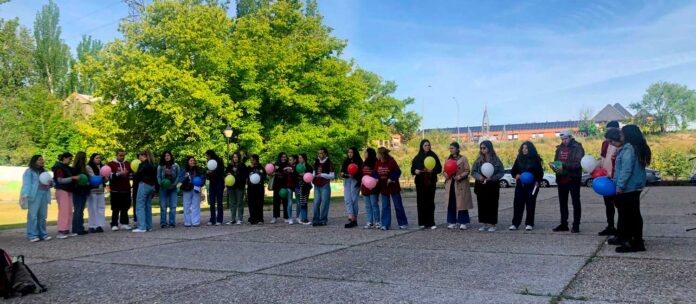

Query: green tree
0,18,35,94
33,0,72,96
73,35,103,94
630,82,696,133
236,0,259,17
305,0,318,17
652,149,689,180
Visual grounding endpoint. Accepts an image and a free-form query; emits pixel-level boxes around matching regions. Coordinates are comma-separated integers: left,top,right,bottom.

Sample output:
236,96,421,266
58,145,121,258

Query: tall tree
0,18,35,94
236,0,259,17
630,82,696,132
73,35,103,94
33,0,71,96
305,0,318,17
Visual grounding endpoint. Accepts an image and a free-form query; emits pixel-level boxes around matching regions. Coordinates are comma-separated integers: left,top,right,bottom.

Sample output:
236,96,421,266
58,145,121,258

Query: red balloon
591,168,608,178
348,163,358,175
444,159,458,176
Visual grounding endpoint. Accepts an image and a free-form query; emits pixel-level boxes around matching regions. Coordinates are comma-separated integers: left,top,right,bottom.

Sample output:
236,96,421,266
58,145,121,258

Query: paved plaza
1,186,694,303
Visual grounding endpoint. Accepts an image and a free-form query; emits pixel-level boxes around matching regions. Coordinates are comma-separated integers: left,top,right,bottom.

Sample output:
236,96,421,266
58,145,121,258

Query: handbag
267,175,275,191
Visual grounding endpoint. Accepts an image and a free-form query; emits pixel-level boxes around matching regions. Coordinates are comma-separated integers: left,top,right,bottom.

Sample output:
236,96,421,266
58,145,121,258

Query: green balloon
279,188,288,198
552,161,567,175
161,179,172,189
77,174,89,186
296,163,306,174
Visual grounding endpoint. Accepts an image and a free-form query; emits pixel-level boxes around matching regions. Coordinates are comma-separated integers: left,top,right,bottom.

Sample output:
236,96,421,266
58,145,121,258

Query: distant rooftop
425,120,579,134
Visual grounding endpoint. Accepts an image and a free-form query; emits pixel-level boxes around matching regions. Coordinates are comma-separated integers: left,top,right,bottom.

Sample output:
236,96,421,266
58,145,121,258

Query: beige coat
443,155,474,211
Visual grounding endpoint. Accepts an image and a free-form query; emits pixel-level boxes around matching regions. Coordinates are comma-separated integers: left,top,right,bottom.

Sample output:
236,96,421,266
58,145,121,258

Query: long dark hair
29,155,44,173
58,152,73,162
159,151,174,166
88,153,102,174
478,140,498,161
518,141,542,163
345,147,362,163
621,125,651,168
231,152,242,166
184,156,197,170
364,148,377,167
417,139,431,156
299,153,309,164
275,152,288,165
73,151,87,174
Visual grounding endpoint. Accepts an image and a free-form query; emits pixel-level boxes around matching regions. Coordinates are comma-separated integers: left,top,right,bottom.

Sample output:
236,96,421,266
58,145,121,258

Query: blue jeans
381,193,408,229
72,192,88,233
364,194,380,225
160,188,178,226
344,179,360,217
136,182,154,230
447,198,470,225
26,190,50,240
182,190,201,226
312,184,331,224
295,187,308,221
287,188,299,219
209,180,224,224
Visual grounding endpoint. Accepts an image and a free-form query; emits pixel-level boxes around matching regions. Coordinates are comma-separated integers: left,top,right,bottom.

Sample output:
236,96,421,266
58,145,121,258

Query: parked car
500,168,515,188
541,173,556,187
690,173,696,184
581,168,661,187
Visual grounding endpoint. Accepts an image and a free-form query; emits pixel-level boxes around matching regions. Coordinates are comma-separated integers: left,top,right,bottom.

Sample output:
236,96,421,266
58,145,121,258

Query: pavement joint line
65,256,249,275
551,232,607,303
590,254,696,263
365,243,599,259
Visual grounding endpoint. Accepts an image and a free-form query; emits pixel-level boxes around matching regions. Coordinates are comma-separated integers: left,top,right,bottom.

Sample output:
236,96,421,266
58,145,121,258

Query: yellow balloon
424,156,436,170
225,174,236,187
131,159,141,172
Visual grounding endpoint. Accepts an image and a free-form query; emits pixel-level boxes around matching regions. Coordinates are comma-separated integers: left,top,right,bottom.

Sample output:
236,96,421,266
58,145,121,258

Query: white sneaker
380,226,388,231
419,225,426,229
29,237,40,242
509,225,518,231
525,225,533,231
270,218,277,224
296,218,301,223
399,225,408,230
132,229,147,233
447,224,456,230
430,225,438,230
207,222,213,226
488,226,497,232
69,233,78,237
284,219,290,223
459,224,468,230
288,219,294,225
120,224,132,230
363,223,373,229
56,233,68,239
42,236,52,241
215,223,221,226
374,223,382,229
236,220,243,225
111,226,119,231
478,226,487,231
225,221,233,225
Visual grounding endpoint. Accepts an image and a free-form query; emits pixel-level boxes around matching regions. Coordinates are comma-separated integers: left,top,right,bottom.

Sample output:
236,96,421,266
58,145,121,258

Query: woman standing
180,156,204,227
472,140,505,232
285,155,298,224
411,139,442,229
226,152,248,225
71,152,91,236
361,148,380,229
376,147,408,230
271,152,289,224
295,154,313,225
247,154,267,225
133,150,157,233
205,150,225,226
443,142,473,230
52,152,76,239
509,141,544,231
312,148,335,227
611,125,651,253
341,147,363,228
157,151,181,228
21,155,52,242
86,153,107,233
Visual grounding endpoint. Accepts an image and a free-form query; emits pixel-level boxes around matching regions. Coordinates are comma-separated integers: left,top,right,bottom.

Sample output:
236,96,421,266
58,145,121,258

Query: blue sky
2,0,696,129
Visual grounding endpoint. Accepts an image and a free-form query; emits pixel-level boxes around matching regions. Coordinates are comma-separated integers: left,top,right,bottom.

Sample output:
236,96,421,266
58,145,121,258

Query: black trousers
558,181,581,228
476,181,500,225
615,191,643,243
512,183,538,227
603,195,616,228
273,188,288,219
132,182,139,222
247,186,265,224
416,184,436,227
110,191,132,226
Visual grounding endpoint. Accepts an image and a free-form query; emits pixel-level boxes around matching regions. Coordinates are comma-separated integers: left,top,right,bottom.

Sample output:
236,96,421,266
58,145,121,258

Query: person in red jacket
376,147,408,230
107,149,132,231
598,121,620,236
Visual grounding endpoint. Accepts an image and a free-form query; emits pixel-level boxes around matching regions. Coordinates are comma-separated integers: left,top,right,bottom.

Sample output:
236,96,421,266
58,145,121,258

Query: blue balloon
89,176,103,187
520,172,534,185
592,176,616,196
192,176,204,187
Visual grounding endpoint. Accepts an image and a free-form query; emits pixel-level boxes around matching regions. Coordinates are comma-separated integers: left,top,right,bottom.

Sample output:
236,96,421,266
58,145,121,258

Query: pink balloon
100,166,112,178
265,163,275,175
303,173,314,183
361,175,378,190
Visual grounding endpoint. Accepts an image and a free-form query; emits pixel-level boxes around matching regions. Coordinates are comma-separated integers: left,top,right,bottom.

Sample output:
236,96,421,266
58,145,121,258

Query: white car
501,169,556,188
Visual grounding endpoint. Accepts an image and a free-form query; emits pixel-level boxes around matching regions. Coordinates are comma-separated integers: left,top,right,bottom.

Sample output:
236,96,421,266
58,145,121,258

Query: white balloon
249,173,261,185
481,162,494,178
207,159,218,171
39,172,53,185
581,155,597,172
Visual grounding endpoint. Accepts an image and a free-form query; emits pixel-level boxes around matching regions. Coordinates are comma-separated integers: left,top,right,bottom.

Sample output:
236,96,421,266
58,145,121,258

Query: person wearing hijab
410,139,442,229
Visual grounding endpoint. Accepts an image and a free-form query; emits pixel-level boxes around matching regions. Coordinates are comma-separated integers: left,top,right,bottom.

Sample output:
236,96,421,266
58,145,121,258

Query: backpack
0,249,47,298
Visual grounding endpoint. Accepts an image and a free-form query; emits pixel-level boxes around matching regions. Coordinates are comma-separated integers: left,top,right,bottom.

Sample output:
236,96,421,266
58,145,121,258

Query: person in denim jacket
21,155,53,242
157,151,181,228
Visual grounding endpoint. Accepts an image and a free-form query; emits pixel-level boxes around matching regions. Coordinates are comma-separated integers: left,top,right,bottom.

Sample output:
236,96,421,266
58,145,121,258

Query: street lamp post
423,85,431,140
223,126,233,166
453,97,460,143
